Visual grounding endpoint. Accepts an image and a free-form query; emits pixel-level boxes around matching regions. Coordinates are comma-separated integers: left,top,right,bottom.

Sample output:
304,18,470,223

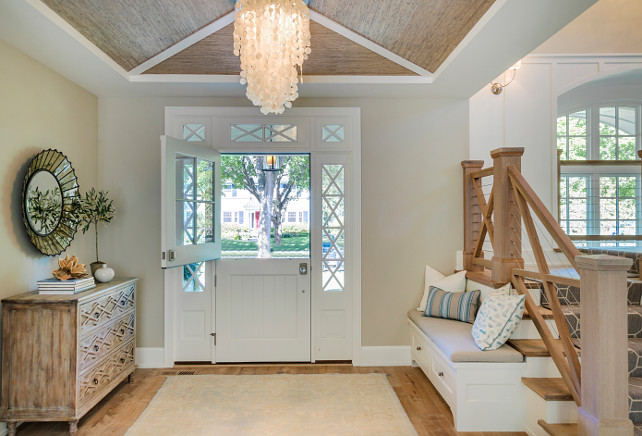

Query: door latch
299,263,308,275
210,332,216,345
168,250,175,262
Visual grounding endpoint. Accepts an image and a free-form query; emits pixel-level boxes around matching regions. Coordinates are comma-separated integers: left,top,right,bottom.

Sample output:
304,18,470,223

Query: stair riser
564,309,642,339
525,389,577,436
512,319,559,340
525,357,562,378
543,280,642,307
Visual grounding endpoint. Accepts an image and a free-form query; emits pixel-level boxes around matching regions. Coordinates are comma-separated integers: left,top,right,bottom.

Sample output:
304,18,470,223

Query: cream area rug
126,374,418,436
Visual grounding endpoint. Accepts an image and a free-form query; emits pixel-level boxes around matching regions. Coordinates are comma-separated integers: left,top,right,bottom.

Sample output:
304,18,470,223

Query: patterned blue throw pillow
472,293,526,350
423,286,481,324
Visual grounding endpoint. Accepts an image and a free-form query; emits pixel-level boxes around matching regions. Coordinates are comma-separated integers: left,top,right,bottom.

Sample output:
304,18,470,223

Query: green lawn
222,236,310,254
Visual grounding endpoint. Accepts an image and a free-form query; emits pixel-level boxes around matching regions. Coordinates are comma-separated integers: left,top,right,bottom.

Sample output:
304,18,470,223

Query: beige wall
0,40,97,297
534,0,642,54
98,97,468,348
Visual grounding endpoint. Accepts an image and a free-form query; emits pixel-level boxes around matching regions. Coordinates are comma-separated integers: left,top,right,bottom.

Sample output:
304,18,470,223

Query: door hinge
214,275,217,287
161,251,166,260
210,332,216,345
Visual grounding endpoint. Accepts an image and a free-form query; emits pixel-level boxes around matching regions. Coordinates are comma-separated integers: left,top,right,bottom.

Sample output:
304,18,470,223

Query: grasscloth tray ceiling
39,0,495,76
147,22,416,76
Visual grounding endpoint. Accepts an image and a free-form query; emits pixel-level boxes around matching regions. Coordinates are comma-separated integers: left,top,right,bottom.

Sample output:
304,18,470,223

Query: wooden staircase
462,149,637,435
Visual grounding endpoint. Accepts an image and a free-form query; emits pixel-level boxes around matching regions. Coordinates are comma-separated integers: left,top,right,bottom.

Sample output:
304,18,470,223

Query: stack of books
37,277,96,294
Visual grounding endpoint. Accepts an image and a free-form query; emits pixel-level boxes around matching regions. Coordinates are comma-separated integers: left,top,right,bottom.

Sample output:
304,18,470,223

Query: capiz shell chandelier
233,0,311,115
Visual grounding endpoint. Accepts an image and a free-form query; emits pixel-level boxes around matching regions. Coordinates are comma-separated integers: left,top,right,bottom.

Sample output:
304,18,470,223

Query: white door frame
162,107,361,367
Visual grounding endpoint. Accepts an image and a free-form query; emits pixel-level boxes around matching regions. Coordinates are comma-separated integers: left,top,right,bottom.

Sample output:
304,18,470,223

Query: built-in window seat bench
408,276,527,432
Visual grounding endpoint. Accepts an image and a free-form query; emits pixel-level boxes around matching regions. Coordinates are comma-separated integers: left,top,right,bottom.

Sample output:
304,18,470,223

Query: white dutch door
215,153,311,362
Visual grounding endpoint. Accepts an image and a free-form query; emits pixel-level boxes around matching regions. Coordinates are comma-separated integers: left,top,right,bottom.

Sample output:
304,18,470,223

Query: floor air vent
177,371,196,375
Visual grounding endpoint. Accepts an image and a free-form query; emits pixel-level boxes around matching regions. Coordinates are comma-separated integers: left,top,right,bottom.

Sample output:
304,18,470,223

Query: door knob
299,263,308,275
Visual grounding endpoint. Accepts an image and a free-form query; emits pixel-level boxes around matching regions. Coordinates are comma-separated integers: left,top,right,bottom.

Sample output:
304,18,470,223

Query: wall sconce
262,155,280,172
490,60,522,95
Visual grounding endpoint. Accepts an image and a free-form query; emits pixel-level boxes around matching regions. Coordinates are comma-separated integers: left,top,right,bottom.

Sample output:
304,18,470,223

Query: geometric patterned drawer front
78,313,135,373
78,339,135,408
79,284,135,335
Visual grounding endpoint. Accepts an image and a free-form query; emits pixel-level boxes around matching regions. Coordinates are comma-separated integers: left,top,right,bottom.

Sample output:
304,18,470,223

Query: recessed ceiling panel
145,21,417,76
40,0,236,71
309,0,496,73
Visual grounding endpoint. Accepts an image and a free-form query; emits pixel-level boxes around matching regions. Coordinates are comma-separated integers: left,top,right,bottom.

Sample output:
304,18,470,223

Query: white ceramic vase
94,264,115,283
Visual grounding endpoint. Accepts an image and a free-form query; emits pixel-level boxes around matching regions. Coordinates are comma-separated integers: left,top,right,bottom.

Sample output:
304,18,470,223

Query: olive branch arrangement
77,188,115,263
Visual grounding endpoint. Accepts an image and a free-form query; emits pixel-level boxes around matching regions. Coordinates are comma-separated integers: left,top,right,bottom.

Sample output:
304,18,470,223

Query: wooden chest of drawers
1,278,137,436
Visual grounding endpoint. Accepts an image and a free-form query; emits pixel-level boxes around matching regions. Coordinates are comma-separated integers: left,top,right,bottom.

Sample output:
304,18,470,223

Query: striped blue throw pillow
423,286,481,324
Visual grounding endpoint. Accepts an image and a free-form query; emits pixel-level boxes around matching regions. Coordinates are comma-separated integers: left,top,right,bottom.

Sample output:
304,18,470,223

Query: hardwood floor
15,365,526,435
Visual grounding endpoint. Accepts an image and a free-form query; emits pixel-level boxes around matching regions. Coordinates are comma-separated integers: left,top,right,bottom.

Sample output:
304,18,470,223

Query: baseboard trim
136,346,411,368
0,422,6,436
360,346,411,366
136,347,167,368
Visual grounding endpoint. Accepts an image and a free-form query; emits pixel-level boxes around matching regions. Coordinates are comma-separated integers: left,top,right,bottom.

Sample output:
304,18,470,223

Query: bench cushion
408,310,523,363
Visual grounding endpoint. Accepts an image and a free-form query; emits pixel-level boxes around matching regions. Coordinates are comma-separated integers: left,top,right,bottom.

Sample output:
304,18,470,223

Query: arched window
557,103,642,246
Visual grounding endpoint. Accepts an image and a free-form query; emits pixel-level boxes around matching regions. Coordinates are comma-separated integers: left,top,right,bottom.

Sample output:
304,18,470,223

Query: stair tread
537,420,576,436
522,378,574,401
508,339,557,357
509,339,578,357
523,305,554,320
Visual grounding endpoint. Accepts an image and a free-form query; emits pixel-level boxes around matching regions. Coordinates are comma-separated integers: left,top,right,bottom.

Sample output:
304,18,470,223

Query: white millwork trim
309,10,432,78
129,11,236,76
432,0,507,79
0,422,7,436
360,346,411,367
136,347,169,369
24,0,129,80
132,74,432,84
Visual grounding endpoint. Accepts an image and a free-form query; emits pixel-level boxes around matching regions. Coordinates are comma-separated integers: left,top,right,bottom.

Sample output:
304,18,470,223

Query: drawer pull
438,371,444,377
416,346,422,351
94,312,100,318
93,378,99,385
121,300,126,305
94,345,99,352
121,329,125,334
120,358,125,364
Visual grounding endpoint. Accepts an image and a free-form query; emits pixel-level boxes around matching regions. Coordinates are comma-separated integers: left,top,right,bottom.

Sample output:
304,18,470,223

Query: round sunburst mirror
22,149,80,255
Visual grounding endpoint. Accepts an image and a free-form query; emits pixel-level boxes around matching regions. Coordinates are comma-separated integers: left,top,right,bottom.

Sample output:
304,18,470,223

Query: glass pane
556,116,567,136
568,177,586,198
177,200,195,246
183,123,205,142
196,202,214,244
264,124,297,142
600,220,617,235
183,262,205,293
619,177,637,197
322,125,345,143
322,164,345,292
557,137,567,160
600,198,617,219
600,177,616,197
600,107,616,135
619,199,637,219
322,260,344,292
220,154,310,258
568,137,586,160
559,199,568,220
231,124,262,142
600,136,617,160
619,107,637,135
619,136,637,160
569,220,587,235
176,154,195,200
560,219,568,233
619,221,637,235
197,159,214,201
568,111,587,136
568,199,586,219
559,178,567,197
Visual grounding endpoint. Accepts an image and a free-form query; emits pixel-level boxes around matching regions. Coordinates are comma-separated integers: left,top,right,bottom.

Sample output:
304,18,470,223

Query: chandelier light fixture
233,0,311,115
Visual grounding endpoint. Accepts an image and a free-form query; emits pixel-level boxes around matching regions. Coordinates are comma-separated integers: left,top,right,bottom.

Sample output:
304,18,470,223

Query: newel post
490,147,524,282
461,160,485,272
577,254,633,436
